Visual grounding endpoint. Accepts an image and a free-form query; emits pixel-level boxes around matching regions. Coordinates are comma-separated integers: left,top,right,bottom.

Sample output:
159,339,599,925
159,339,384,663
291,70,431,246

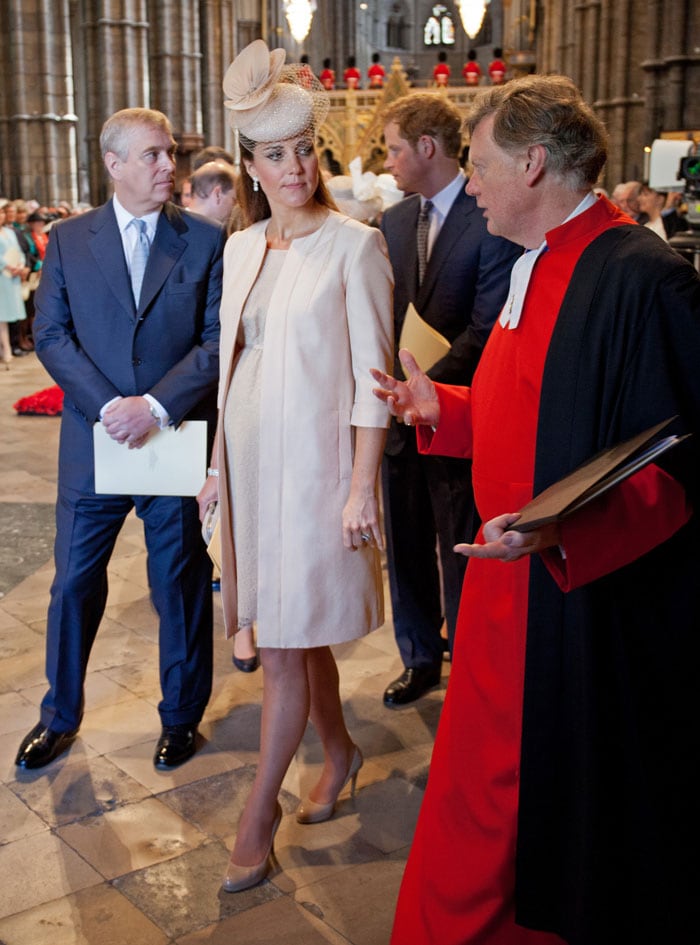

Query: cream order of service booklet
398,303,451,377
93,420,207,496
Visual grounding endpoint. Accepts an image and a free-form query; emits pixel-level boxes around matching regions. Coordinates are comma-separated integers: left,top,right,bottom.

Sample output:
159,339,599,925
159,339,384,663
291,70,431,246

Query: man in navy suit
380,94,520,705
15,108,225,769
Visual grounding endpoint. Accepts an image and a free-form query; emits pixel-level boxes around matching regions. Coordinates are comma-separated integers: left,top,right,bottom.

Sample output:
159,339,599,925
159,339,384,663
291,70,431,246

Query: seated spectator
610,179,647,222
638,184,668,241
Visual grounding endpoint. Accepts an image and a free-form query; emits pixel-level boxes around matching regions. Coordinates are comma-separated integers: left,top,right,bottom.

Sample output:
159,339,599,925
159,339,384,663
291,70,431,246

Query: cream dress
216,212,394,648
222,249,285,629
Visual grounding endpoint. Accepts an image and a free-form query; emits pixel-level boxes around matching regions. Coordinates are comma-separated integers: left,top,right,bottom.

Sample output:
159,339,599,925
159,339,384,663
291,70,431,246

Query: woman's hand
343,488,383,551
454,513,561,563
370,349,440,428
342,427,385,550
197,474,219,522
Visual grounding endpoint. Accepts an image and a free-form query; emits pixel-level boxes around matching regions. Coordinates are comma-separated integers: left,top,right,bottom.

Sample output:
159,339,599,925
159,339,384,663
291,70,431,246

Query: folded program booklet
93,420,207,496
398,303,451,376
511,417,689,533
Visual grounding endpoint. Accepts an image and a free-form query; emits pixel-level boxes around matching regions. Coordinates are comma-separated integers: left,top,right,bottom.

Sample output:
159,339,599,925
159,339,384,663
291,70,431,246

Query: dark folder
511,417,689,533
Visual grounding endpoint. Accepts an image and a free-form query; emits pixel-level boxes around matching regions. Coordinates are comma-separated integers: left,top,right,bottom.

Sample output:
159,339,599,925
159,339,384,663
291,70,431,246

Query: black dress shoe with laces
383,666,442,707
153,725,198,769
15,722,79,769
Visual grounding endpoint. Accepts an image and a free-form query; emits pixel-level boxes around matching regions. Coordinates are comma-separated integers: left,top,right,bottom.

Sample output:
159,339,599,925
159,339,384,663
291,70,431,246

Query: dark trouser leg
136,495,213,727
424,455,476,656
382,436,443,670
40,489,131,732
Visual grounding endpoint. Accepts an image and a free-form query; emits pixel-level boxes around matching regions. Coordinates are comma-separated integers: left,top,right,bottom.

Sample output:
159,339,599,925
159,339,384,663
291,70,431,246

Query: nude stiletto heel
222,802,282,893
296,746,363,825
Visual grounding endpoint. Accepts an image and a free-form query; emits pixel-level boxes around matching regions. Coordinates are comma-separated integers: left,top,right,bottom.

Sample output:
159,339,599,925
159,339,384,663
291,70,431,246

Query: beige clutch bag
202,502,221,570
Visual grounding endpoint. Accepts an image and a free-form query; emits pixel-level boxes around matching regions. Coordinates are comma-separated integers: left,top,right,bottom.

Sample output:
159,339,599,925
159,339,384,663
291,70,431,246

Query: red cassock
390,199,691,945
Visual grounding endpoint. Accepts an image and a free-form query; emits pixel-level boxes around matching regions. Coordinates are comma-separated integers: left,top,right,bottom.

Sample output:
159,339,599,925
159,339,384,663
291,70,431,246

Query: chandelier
283,0,317,43
456,0,488,39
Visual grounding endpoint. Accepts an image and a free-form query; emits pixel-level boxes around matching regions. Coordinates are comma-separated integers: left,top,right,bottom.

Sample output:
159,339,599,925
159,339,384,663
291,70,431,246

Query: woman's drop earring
252,177,259,193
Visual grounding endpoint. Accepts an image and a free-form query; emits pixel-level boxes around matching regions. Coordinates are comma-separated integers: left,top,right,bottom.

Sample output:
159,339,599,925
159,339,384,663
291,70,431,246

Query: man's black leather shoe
153,725,198,769
383,666,442,707
15,722,79,769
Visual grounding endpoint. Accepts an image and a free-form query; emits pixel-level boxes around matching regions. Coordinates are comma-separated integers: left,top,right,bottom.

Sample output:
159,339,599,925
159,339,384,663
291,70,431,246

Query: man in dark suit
380,93,520,706
15,108,225,770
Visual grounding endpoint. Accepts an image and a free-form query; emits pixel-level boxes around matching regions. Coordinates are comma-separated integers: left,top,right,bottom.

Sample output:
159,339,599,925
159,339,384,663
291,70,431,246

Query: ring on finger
360,532,371,543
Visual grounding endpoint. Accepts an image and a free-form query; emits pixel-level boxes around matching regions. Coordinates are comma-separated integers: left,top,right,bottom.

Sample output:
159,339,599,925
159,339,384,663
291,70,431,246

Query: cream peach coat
216,211,394,647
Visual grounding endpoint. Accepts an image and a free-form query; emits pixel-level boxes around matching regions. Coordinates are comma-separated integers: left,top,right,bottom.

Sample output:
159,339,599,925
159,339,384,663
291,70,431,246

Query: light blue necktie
129,217,150,304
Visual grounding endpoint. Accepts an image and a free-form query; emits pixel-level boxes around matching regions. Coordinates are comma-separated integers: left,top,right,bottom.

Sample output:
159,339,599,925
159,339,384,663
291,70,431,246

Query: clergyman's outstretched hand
370,349,440,428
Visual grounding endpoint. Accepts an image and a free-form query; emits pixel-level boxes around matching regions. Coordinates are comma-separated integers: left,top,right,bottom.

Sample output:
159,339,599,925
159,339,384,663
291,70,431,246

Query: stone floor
0,353,448,945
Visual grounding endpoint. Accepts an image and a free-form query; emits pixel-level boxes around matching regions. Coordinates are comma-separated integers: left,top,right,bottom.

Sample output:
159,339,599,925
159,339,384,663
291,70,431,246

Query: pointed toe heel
296,746,363,825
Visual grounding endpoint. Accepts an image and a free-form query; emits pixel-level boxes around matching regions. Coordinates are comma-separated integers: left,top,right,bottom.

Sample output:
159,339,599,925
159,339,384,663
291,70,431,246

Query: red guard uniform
489,57,507,84
433,61,450,87
344,66,361,90
319,67,335,91
368,62,386,89
463,60,482,86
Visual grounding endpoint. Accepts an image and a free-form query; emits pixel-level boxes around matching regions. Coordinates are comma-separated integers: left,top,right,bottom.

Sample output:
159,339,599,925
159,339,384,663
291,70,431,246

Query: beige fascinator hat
223,40,330,150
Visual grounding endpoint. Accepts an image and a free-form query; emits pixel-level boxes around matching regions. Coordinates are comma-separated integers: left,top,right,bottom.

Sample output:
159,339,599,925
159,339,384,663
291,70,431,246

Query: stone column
0,0,78,204
200,0,237,156
148,0,205,188
81,0,151,203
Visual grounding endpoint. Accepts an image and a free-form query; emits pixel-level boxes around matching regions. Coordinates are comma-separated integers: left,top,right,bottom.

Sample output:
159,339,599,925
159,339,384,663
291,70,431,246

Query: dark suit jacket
33,199,225,491
380,186,520,454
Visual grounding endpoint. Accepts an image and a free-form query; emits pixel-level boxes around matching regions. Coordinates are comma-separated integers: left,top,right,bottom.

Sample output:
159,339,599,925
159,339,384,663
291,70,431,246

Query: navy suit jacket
34,200,225,492
381,186,520,454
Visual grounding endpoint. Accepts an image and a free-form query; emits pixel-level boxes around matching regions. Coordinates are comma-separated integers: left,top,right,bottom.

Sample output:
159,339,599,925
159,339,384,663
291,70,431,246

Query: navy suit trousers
382,432,476,668
40,487,213,732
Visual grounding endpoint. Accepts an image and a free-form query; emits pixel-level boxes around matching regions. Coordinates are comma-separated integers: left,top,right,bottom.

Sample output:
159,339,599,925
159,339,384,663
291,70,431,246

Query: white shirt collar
423,171,465,221
499,191,598,330
112,194,161,241
420,171,465,256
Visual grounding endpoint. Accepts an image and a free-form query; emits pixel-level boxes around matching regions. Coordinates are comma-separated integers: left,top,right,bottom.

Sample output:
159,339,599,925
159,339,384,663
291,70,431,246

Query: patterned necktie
416,199,433,285
129,217,150,304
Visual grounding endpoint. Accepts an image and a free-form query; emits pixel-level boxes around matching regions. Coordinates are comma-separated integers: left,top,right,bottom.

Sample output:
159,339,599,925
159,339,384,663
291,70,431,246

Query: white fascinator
223,40,330,150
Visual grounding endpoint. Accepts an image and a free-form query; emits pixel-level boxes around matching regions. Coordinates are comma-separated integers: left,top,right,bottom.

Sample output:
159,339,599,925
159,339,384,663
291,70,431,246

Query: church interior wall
0,0,697,205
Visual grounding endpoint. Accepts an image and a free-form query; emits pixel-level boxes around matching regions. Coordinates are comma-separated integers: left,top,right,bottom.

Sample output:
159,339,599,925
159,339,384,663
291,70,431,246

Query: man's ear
418,135,437,159
104,151,122,181
523,144,547,185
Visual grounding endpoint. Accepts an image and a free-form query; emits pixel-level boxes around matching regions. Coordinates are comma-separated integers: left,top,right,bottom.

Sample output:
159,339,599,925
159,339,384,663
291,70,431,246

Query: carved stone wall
536,0,700,189
0,1,698,204
0,0,79,204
